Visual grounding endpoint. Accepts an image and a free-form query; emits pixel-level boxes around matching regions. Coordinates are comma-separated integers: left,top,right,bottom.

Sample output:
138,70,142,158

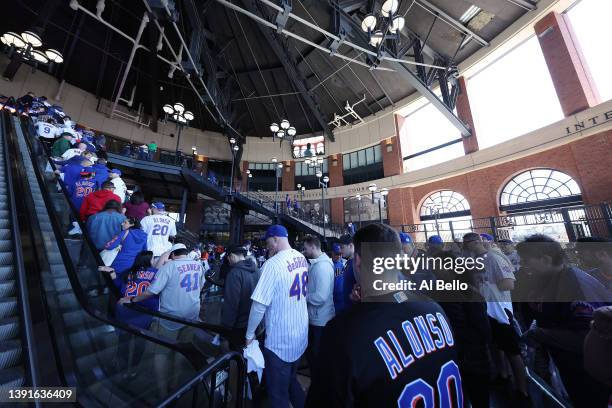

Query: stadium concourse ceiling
4,0,536,142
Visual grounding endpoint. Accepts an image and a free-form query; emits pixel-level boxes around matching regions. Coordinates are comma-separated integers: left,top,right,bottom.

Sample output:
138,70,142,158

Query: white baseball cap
170,243,187,252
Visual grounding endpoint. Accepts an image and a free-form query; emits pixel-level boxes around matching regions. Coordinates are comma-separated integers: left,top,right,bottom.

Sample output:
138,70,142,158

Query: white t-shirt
482,249,516,324
148,257,204,330
61,148,82,161
110,177,127,203
36,122,58,139
251,248,309,362
140,213,177,256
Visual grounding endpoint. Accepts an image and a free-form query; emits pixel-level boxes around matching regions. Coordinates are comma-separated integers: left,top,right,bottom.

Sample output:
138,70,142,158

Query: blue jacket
64,163,87,194
69,178,96,211
91,163,109,189
105,228,148,274
87,211,126,250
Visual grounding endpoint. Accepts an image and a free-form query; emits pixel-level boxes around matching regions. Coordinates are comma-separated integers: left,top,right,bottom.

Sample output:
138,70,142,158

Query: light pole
379,188,389,224
356,194,362,228
229,137,239,193
162,102,194,159
246,169,252,197
1,29,64,69
272,158,282,215
317,173,329,243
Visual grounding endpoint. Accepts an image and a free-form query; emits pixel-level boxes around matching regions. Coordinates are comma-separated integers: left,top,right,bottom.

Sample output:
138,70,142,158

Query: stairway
0,120,24,389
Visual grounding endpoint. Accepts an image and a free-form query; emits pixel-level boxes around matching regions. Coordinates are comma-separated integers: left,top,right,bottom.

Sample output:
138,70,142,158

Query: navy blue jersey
115,267,159,329
306,294,462,408
333,259,346,313
70,178,96,211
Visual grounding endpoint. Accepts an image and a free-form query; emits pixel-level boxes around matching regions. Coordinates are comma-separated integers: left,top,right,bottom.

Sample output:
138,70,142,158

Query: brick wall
395,131,612,225
281,160,295,192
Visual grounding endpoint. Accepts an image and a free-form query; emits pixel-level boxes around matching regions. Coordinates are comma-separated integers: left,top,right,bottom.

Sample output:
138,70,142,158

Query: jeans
262,347,305,408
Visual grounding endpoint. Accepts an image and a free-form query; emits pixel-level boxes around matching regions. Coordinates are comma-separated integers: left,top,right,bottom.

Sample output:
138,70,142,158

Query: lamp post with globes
356,194,362,228
368,183,388,223
229,137,240,193
317,172,330,243
269,120,297,141
245,169,252,198
360,0,405,48
162,102,194,158
1,29,64,72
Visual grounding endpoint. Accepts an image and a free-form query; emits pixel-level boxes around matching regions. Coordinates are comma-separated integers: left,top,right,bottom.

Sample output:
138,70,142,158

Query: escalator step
0,366,25,388
0,282,16,298
0,203,6,211
0,220,8,230
0,340,22,369
0,298,17,319
0,317,19,341
0,252,12,266
0,266,14,282
0,230,9,240
0,240,12,252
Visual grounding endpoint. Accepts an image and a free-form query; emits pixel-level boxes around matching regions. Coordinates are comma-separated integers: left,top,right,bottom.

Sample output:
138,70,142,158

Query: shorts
149,319,195,354
489,317,521,355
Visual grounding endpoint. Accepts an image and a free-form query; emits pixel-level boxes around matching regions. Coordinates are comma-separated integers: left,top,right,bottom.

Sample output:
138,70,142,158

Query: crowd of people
17,92,612,406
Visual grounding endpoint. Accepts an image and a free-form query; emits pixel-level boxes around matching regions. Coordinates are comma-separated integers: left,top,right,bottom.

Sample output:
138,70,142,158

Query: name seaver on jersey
141,214,177,256
250,248,309,363
374,311,463,407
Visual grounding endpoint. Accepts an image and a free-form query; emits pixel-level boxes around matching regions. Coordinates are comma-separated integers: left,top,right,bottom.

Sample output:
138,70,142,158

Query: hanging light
173,102,185,113
381,0,399,17
44,49,63,63
361,13,378,32
270,122,279,133
277,129,285,138
370,30,384,47
21,30,42,47
31,50,49,64
280,119,290,129
390,15,405,33
162,104,174,114
3,32,25,48
183,111,194,121
287,126,296,137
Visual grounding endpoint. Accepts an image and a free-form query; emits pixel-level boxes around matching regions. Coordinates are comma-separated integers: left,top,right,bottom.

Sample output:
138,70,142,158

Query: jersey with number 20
251,248,309,363
140,214,177,256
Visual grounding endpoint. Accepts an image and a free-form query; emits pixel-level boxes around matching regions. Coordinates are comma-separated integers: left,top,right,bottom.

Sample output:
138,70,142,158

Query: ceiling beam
236,0,335,142
387,60,471,137
232,64,284,76
503,0,537,10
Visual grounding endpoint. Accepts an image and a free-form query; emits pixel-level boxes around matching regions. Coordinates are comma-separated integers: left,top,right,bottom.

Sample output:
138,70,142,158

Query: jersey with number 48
140,214,177,256
251,248,309,363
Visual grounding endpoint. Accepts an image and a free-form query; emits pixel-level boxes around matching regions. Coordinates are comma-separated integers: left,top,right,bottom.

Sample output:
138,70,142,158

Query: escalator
5,112,244,406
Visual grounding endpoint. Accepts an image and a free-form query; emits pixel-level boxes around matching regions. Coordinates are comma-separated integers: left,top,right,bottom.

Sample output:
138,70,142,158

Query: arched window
499,169,582,212
420,190,471,221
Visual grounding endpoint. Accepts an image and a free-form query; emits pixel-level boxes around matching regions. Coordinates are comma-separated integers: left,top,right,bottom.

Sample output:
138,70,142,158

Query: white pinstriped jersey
141,213,177,256
251,248,309,363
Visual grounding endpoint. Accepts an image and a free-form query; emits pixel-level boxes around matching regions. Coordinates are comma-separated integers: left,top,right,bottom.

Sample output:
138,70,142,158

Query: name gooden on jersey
374,312,463,407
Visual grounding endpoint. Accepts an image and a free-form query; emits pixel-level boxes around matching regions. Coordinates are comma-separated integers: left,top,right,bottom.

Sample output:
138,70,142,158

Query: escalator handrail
156,351,246,408
19,117,232,338
0,112,40,396
8,115,208,370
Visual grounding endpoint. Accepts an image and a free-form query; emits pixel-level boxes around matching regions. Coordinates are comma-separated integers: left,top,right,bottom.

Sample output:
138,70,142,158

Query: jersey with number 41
140,214,177,256
251,248,309,363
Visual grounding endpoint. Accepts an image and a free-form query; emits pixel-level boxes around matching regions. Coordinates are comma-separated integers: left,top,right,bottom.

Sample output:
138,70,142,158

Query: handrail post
561,208,577,242
601,202,612,238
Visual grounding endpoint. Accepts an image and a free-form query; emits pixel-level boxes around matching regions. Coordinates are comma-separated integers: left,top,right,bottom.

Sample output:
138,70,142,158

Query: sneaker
68,223,82,236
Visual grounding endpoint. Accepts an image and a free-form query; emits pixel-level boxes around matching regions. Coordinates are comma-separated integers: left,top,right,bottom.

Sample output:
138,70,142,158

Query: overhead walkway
7,114,245,407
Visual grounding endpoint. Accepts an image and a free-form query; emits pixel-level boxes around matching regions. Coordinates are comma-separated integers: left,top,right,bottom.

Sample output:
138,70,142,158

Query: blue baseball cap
480,233,494,242
399,232,412,244
332,243,341,253
428,235,443,244
151,202,165,210
264,225,288,240
110,169,122,176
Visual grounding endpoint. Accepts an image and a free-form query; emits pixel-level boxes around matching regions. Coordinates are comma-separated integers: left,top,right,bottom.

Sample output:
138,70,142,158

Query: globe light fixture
162,104,174,114
380,188,389,196
31,50,48,64
316,170,323,178
280,119,290,130
21,30,42,47
229,137,236,144
173,102,185,113
287,126,296,137
271,157,278,163
368,183,378,193
277,129,285,138
323,176,330,184
3,32,25,48
390,15,405,33
381,0,399,17
270,122,279,133
361,13,377,32
183,111,194,121
233,145,239,151
44,49,63,63
161,102,194,154
1,29,63,69
370,30,384,46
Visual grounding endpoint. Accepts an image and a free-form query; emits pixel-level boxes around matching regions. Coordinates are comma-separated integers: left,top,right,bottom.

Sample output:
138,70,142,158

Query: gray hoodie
307,252,335,326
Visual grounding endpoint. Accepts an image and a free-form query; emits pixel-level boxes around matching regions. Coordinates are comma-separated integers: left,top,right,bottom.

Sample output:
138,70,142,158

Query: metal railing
397,203,612,242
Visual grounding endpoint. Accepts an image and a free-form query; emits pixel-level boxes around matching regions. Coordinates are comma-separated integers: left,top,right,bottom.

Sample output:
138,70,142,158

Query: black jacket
221,259,261,330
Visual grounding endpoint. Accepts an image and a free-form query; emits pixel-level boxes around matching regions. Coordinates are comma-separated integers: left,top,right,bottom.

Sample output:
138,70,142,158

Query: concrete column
535,11,600,116
456,77,479,154
184,197,204,234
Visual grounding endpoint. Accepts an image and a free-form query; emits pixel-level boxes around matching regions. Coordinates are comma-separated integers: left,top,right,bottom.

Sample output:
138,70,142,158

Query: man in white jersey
245,225,308,408
141,202,177,257
119,243,203,395
35,121,59,140
109,169,127,203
